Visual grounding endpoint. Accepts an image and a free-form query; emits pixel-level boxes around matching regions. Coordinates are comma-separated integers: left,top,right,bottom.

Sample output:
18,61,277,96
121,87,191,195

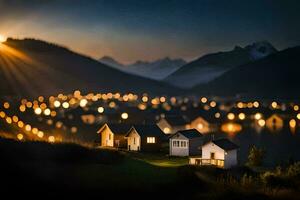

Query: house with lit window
189,138,239,169
97,123,131,148
157,115,189,134
125,125,166,152
169,129,203,156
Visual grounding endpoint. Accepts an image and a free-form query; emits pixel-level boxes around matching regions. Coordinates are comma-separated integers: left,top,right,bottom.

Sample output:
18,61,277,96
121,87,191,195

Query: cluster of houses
97,120,239,169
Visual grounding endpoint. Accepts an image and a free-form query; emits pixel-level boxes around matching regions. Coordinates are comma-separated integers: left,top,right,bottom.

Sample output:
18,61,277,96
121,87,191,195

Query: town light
254,113,262,120
227,113,235,120
34,107,42,115
121,112,129,119
98,107,104,113
17,133,24,141
238,113,245,120
54,100,61,108
258,119,266,127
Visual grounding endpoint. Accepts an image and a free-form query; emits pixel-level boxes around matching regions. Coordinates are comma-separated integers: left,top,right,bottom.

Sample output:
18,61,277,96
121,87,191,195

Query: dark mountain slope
165,41,277,88
193,46,300,99
0,38,180,97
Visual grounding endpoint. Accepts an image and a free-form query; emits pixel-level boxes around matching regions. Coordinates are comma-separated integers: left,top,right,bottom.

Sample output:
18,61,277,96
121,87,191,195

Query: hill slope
0,38,180,97
165,41,277,88
193,46,300,98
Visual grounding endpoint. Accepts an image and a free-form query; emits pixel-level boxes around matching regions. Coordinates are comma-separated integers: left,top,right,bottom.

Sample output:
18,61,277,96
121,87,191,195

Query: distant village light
19,105,26,112
142,96,148,102
201,97,207,103
297,113,300,120
80,99,88,107
227,113,235,120
98,107,104,113
48,136,55,143
3,102,10,109
271,101,278,109
12,115,19,123
258,119,266,127
44,108,51,116
121,112,129,120
254,113,262,120
37,131,44,138
238,113,246,120
62,102,69,109
25,124,31,132
210,101,217,107
34,107,42,115
17,133,24,141
163,127,171,134
294,105,299,111
54,100,61,108
6,117,12,124
160,96,166,103
237,102,244,108
289,119,297,128
253,101,260,108
215,112,221,118
18,121,24,128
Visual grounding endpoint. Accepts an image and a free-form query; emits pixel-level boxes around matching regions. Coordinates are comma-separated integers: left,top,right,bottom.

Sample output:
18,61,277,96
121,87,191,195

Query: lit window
147,137,155,143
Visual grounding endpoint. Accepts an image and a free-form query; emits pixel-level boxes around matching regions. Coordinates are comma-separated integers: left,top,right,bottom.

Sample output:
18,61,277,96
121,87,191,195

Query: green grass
125,151,189,167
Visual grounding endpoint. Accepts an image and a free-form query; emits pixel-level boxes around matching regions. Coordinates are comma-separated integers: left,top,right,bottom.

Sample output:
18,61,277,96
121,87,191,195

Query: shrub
247,146,265,167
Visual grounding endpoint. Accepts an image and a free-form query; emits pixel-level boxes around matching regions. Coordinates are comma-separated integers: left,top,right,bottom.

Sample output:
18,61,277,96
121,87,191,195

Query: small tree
247,145,265,167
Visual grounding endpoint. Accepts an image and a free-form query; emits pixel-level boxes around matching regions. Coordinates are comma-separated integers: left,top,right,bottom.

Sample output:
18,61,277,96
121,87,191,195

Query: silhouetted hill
165,41,277,88
193,46,300,99
0,38,180,97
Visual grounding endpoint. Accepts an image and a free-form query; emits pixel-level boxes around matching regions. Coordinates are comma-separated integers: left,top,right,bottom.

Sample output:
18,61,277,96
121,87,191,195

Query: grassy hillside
1,137,299,199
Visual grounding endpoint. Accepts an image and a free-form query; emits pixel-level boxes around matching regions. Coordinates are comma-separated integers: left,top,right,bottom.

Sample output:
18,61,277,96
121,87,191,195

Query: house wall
100,126,114,147
157,119,187,134
141,135,162,152
169,134,189,156
189,138,203,156
202,142,225,160
114,134,127,149
224,149,238,169
189,117,210,134
157,119,173,134
127,129,141,151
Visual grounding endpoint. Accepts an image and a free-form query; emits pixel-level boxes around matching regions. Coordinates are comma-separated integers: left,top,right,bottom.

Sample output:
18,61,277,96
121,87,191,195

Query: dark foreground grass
0,137,298,199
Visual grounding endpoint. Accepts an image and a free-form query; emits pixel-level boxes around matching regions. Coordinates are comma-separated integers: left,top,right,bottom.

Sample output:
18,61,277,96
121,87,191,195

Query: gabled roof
162,115,189,126
126,125,166,138
174,129,203,139
97,123,131,135
211,138,239,150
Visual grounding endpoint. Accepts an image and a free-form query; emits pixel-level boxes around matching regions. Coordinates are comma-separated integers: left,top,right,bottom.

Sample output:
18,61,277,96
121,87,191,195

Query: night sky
0,0,299,63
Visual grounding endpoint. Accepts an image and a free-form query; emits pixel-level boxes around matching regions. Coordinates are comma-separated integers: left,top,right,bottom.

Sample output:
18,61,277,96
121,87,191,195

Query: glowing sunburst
0,35,7,43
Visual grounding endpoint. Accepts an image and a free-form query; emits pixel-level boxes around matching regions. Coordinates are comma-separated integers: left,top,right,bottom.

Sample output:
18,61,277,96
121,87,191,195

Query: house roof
126,124,166,138
211,138,239,150
162,115,189,126
97,123,131,135
175,129,203,139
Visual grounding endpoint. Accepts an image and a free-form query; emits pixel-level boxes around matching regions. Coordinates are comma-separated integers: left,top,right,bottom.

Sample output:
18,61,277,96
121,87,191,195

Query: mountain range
193,46,300,98
1,38,299,99
164,41,277,88
99,56,186,80
0,38,180,97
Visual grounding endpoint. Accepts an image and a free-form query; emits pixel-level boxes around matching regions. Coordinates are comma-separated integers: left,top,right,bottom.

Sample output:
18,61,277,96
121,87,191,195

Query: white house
169,129,203,156
189,138,239,169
